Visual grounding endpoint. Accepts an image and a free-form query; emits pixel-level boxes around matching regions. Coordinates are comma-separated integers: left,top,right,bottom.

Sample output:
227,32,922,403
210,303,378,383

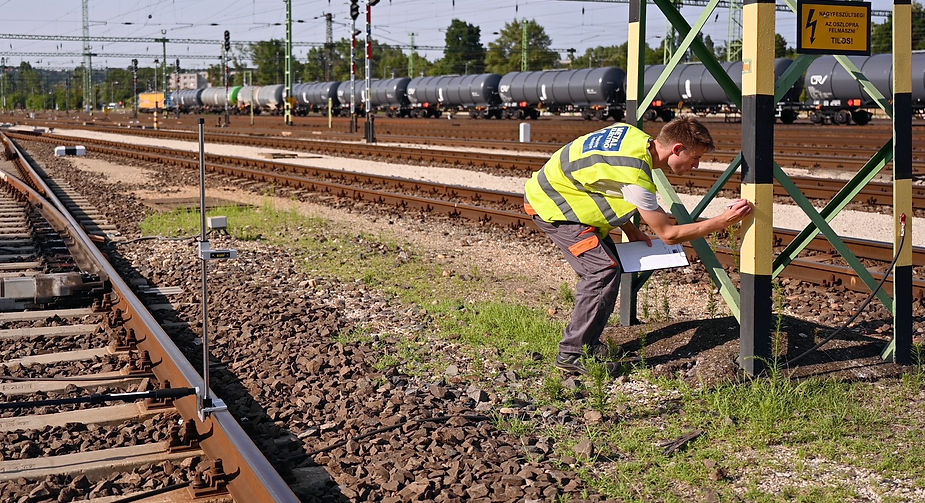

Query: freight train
161,54,922,125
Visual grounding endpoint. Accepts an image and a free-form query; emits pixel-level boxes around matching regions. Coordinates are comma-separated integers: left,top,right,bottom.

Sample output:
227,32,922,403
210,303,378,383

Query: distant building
170,72,207,90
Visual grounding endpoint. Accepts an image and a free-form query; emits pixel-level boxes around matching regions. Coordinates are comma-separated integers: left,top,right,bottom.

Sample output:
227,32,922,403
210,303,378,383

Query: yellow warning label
798,0,870,55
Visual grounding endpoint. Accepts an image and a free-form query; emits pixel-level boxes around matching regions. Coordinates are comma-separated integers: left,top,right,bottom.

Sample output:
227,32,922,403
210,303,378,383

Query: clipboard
615,239,689,273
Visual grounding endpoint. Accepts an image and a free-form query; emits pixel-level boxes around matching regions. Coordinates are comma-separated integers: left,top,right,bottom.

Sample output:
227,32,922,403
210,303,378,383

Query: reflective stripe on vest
524,123,656,234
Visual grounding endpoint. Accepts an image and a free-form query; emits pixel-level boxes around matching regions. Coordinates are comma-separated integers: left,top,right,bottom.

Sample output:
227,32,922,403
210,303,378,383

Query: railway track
11,126,923,213
0,133,298,502
15,115,925,174
9,130,921,300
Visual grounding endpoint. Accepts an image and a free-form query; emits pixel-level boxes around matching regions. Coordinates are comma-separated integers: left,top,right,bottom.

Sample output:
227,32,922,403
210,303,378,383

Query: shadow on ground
604,314,921,387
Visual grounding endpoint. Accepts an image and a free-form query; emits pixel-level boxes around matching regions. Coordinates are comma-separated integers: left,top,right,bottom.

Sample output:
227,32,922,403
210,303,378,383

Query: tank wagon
441,73,502,118
804,53,925,125
293,81,340,115
643,58,803,123
336,80,375,116
171,88,204,113
236,86,258,113
370,78,411,117
254,84,285,113
497,67,626,120
158,55,925,125
406,76,456,118
199,86,241,112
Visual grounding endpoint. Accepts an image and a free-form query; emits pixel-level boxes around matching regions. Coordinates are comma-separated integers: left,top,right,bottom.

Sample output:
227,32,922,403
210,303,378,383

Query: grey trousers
533,216,622,355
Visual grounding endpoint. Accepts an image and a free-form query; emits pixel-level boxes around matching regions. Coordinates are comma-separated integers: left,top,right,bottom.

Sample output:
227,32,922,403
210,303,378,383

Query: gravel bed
0,314,105,331
0,413,180,460
0,459,200,503
0,331,112,361
0,354,125,379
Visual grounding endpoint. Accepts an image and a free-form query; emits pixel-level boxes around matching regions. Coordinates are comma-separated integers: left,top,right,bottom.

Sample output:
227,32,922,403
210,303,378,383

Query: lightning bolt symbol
805,9,818,44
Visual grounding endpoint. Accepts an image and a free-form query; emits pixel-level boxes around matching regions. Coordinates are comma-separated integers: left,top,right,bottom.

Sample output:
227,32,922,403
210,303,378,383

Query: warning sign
797,0,871,55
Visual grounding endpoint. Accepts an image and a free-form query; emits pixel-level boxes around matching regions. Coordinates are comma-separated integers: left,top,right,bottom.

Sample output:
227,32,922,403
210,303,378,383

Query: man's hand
721,199,753,225
620,222,652,246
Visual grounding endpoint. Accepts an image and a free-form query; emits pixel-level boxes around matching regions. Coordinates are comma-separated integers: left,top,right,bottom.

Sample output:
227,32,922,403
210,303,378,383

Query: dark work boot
555,347,625,377
554,352,589,375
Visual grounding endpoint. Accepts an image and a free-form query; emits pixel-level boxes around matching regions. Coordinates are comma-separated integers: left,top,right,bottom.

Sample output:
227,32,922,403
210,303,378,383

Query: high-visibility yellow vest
524,123,656,236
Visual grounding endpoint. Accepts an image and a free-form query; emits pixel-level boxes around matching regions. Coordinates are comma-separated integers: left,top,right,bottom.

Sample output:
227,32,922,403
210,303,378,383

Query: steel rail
13,128,924,211
0,133,299,503
12,131,921,301
12,131,921,266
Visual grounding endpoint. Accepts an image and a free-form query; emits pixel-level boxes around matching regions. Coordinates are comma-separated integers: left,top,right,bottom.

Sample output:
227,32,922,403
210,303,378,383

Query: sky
0,0,898,70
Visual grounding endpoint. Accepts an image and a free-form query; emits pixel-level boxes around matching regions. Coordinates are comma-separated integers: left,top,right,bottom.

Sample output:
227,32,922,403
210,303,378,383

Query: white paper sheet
615,239,689,272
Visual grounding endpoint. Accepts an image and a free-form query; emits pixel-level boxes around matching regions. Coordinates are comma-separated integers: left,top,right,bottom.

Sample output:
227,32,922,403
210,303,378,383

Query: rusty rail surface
10,130,922,300
1,132,299,503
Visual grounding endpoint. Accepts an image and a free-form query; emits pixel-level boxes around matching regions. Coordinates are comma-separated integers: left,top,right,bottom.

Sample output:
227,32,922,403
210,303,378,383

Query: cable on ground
786,214,908,367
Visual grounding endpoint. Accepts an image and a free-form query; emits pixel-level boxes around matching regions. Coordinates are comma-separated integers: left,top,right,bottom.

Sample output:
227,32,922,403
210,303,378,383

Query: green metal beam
773,141,893,275
772,165,894,311
833,55,894,118
653,0,742,108
690,153,743,220
640,0,721,111
645,169,742,320
775,55,816,103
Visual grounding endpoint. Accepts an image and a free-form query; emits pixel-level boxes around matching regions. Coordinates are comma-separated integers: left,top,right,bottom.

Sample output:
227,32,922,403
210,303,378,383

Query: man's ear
671,143,685,156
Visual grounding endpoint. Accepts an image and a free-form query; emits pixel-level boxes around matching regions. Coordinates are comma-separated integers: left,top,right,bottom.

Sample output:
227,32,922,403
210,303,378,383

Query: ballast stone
54,146,87,157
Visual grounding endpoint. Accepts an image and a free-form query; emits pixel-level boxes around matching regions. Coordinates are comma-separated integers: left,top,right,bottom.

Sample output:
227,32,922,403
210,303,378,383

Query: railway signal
350,0,359,20
222,31,230,127
131,59,138,119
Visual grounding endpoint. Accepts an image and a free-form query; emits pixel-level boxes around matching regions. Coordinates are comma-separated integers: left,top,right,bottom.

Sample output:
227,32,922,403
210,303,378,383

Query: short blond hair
656,116,715,152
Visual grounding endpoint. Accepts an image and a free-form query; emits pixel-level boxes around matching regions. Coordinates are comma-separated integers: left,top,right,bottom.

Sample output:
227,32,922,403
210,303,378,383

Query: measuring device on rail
195,118,236,421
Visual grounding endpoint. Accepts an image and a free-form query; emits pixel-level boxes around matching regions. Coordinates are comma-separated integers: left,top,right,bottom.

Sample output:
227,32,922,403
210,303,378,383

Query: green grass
142,203,925,502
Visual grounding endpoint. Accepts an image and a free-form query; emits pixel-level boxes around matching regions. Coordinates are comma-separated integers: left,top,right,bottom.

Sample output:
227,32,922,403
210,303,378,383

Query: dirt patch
69,157,154,186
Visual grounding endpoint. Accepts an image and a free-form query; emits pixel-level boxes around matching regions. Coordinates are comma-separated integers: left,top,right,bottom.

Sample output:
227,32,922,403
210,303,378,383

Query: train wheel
594,110,604,120
470,111,479,119
582,111,592,120
851,110,872,126
643,109,658,122
611,110,625,122
512,109,524,120
659,109,676,122
779,109,798,124
809,111,824,124
834,109,852,125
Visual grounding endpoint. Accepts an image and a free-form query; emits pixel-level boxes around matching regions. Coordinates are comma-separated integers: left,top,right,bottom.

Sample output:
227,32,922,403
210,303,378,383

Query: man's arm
637,199,753,245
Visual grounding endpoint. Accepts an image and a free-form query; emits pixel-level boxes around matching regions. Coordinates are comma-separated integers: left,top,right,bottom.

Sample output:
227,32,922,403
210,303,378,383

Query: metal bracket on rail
197,394,229,422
